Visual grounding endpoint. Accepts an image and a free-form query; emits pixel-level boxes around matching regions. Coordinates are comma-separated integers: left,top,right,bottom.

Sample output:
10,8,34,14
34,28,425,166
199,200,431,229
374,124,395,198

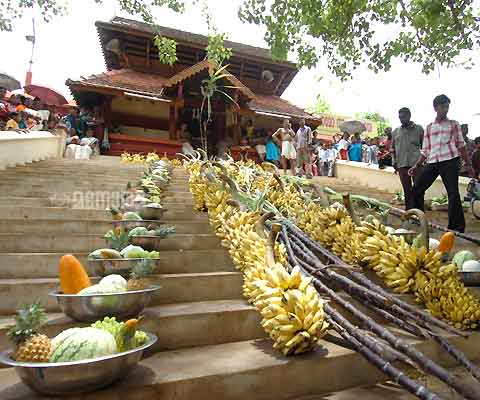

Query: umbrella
0,71,21,91
24,84,67,106
339,120,367,134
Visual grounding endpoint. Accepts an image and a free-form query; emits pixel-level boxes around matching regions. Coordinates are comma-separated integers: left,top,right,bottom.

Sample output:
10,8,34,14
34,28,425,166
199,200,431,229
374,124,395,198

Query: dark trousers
397,167,417,210
412,157,465,232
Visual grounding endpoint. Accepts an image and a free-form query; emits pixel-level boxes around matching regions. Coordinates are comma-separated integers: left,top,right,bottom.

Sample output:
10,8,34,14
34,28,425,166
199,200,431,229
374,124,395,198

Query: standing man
409,95,474,232
295,118,313,178
273,119,297,176
391,107,424,210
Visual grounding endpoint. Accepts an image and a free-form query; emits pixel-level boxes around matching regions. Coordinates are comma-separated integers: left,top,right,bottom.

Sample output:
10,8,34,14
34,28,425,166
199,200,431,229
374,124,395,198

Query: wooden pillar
169,104,176,140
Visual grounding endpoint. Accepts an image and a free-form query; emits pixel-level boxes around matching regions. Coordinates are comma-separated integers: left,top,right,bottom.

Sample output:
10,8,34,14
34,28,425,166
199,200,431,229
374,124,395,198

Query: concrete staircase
0,157,478,400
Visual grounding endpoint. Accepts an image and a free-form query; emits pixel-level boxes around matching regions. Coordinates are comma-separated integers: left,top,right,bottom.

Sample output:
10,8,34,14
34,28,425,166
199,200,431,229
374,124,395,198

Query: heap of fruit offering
59,254,155,294
8,303,149,363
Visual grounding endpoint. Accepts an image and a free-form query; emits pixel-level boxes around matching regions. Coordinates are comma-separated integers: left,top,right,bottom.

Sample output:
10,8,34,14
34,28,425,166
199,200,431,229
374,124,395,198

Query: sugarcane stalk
313,274,480,400
326,317,443,400
284,230,434,338
280,230,480,400
432,334,480,382
284,221,467,338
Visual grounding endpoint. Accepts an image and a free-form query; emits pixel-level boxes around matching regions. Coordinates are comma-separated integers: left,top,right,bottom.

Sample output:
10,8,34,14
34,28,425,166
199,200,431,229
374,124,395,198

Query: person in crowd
347,133,363,162
217,130,234,159
176,122,189,141
410,94,474,233
317,143,326,176
265,130,280,166
337,132,350,160
273,119,297,175
310,147,318,176
23,96,33,109
5,112,22,130
65,127,99,160
17,112,27,129
245,120,255,139
391,107,424,210
255,137,267,162
16,96,27,112
319,142,336,177
176,122,195,156
369,137,379,165
64,107,82,137
0,87,7,111
471,137,480,179
362,139,371,163
295,118,313,178
460,124,475,177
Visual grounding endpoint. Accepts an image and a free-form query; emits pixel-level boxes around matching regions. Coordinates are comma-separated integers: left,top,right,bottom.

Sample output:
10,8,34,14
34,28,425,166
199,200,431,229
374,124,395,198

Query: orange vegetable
58,255,92,294
438,232,455,253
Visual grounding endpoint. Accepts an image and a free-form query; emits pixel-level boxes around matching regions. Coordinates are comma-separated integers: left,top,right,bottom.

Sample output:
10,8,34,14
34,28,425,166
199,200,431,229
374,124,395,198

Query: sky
1,0,480,136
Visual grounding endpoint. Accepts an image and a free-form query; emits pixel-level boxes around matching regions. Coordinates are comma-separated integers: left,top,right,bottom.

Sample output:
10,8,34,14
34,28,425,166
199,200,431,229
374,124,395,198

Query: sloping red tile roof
68,62,256,101
249,95,316,119
66,69,166,97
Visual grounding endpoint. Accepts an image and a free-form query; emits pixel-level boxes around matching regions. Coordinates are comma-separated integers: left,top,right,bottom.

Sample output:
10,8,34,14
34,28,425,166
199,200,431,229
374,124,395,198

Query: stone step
0,219,210,235
0,271,243,313
0,197,52,207
0,249,234,278
0,233,221,252
2,331,478,400
0,299,264,353
0,206,208,221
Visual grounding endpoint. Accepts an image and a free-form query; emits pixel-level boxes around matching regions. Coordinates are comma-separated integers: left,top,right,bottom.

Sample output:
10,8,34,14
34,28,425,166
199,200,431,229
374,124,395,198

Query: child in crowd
5,112,21,130
471,137,480,179
255,137,266,162
320,142,336,177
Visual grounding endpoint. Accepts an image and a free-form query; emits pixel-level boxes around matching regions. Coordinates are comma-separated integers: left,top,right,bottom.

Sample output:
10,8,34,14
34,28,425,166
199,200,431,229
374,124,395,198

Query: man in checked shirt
409,94,475,232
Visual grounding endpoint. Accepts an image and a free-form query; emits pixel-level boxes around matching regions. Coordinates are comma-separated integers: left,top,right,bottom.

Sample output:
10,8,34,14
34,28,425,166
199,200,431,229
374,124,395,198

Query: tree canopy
2,0,479,79
306,94,332,114
356,112,390,136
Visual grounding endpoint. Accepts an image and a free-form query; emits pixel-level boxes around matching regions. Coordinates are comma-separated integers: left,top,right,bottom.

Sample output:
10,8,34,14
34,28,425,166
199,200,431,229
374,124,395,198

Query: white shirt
338,139,349,150
324,148,336,161
317,148,326,161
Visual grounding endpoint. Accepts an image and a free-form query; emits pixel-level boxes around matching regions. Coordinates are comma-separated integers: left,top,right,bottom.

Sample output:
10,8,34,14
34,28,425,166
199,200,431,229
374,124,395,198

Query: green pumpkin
49,327,117,363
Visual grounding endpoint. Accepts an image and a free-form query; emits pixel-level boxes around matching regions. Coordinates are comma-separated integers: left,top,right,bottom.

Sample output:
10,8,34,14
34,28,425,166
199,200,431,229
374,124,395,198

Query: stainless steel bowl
130,235,161,251
139,206,167,220
49,286,160,322
116,219,162,231
459,271,480,286
0,333,157,395
88,257,161,277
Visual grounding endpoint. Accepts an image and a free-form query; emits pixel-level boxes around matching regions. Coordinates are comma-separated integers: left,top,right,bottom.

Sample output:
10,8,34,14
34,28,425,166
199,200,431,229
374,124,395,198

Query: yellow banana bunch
185,162,328,356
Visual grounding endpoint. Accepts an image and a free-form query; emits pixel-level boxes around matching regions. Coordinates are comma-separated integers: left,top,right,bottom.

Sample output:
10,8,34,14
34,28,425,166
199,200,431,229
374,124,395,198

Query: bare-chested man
273,119,296,175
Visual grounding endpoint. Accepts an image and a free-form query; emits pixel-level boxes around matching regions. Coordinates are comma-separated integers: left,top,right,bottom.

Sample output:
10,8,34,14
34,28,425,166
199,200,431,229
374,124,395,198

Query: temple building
66,17,323,156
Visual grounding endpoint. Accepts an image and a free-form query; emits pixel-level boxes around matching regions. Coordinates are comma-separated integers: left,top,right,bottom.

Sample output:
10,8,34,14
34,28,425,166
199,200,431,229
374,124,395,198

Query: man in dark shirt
391,107,424,210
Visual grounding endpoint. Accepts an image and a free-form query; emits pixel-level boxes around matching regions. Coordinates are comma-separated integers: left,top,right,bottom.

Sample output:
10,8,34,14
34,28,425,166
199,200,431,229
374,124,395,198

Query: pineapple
8,302,52,362
127,259,155,291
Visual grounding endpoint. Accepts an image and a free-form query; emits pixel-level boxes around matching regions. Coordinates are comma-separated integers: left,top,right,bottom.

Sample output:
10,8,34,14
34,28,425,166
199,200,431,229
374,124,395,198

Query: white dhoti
65,144,93,160
281,141,296,160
